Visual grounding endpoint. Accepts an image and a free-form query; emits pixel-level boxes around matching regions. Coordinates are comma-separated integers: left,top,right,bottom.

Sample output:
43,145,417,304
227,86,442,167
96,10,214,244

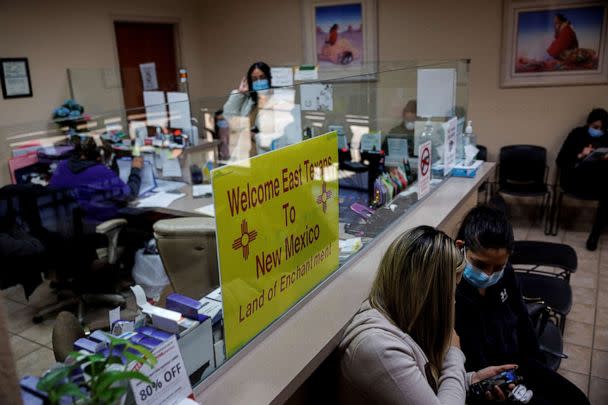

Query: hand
472,364,518,402
450,329,461,349
238,76,249,94
579,144,594,159
131,156,144,169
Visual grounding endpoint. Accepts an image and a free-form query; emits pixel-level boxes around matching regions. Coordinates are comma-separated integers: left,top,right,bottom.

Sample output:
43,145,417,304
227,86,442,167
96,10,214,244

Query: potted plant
37,335,157,405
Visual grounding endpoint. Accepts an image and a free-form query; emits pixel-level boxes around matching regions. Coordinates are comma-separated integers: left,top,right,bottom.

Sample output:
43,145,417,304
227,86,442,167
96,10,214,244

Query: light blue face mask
588,127,604,138
251,79,270,92
462,249,505,289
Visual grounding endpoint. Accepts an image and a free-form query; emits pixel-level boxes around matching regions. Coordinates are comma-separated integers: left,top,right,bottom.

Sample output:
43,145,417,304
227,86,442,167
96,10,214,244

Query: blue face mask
588,127,604,138
462,250,505,289
251,79,270,92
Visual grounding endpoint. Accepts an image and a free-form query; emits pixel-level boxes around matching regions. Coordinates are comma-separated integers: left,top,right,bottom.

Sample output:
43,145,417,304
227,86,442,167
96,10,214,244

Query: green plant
37,335,157,405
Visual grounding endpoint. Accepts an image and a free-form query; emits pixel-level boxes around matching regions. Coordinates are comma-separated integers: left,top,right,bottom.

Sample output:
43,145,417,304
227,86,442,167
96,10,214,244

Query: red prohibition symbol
420,146,430,176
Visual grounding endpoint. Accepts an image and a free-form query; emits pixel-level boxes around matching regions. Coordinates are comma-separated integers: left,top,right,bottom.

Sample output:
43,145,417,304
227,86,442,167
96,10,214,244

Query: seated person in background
49,137,142,222
556,108,608,251
455,205,590,404
339,225,516,405
385,99,417,157
49,138,147,272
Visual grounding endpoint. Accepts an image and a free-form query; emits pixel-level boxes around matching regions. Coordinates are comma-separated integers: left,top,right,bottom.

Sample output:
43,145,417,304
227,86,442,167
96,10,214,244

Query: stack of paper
137,192,185,208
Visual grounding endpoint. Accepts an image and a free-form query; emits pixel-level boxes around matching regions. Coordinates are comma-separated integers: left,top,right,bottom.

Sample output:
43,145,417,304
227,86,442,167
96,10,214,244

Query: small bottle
462,120,477,165
464,120,476,148
419,118,438,162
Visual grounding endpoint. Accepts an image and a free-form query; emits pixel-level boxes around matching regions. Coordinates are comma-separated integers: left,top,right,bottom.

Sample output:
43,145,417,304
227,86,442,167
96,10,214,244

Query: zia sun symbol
316,181,333,213
232,219,258,260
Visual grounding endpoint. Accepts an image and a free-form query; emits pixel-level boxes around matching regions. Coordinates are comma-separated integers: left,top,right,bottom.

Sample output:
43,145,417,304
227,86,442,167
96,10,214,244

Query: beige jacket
338,300,472,405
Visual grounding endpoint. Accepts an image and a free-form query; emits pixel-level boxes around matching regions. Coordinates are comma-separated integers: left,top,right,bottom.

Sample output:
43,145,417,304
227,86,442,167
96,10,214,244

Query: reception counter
193,162,495,404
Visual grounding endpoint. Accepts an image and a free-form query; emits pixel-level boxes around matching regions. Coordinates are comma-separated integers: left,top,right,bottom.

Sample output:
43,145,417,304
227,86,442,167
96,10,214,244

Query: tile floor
2,216,608,403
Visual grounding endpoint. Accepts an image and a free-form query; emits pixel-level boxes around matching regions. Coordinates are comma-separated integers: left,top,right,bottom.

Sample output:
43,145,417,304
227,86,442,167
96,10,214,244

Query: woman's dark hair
73,136,100,161
457,205,514,252
246,61,272,104
587,108,608,130
555,13,568,23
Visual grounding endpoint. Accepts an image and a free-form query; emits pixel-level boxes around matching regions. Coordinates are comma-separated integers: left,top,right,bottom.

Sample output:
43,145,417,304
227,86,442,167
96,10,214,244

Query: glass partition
0,59,471,388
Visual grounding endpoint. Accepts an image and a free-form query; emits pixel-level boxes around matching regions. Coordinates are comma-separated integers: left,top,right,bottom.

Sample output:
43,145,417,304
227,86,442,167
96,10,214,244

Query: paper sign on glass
270,67,294,87
417,141,432,199
212,132,339,356
129,336,194,405
442,117,457,176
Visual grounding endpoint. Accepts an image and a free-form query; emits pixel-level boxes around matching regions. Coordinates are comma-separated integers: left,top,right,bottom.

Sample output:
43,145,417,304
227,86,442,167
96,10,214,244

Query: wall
0,0,205,126
0,0,205,184
198,0,607,179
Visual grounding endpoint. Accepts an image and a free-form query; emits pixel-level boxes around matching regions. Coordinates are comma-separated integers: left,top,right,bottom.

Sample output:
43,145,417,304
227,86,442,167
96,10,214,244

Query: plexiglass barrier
0,60,470,387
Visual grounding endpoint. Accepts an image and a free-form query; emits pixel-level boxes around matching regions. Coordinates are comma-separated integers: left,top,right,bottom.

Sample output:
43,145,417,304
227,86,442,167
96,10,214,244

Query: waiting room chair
153,217,219,299
526,299,567,371
511,240,577,333
547,168,600,236
496,145,552,234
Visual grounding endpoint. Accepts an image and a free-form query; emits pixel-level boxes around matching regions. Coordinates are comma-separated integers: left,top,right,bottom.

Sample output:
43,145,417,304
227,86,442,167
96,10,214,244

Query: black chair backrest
0,184,80,239
476,144,488,161
499,145,547,189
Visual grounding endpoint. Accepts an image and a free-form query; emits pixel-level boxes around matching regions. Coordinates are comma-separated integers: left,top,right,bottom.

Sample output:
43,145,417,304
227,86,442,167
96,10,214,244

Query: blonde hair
369,226,464,383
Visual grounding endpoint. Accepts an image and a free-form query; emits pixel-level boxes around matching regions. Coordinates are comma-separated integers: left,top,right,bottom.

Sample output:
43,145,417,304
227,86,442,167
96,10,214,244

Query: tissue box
73,338,104,353
166,293,203,319
452,160,483,178
129,333,163,350
198,298,223,325
206,287,222,302
136,326,173,341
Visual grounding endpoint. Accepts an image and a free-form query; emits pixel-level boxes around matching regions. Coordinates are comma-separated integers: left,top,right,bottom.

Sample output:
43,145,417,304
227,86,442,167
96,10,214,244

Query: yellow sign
212,132,339,356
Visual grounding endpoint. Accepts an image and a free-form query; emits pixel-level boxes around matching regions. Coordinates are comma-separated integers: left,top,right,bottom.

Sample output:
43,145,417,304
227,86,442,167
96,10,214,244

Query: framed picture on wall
302,0,377,80
0,58,33,98
500,0,608,87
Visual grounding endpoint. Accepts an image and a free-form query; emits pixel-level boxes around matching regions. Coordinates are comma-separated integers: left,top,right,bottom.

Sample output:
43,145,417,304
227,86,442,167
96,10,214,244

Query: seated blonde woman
338,225,515,405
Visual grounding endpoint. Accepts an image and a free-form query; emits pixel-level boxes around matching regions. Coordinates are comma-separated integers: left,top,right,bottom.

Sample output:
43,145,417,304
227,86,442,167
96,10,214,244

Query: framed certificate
1,58,33,98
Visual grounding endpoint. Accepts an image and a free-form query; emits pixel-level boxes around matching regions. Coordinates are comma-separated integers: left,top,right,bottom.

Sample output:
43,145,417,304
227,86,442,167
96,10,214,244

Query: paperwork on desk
137,191,185,208
195,204,215,217
162,158,183,178
192,184,213,197
154,179,187,192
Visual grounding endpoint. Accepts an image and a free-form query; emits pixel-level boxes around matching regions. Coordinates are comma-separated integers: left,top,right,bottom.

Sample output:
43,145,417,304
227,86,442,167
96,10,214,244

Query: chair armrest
96,218,127,264
539,344,568,359
96,218,128,235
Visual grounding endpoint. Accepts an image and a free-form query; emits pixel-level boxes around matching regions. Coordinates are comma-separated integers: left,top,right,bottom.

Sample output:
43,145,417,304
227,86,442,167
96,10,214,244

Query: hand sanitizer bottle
462,121,477,165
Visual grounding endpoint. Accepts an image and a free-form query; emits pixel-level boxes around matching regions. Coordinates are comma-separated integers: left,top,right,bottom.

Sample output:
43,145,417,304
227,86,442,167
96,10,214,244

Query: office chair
496,145,552,234
0,184,129,324
153,217,219,300
33,218,129,323
511,240,577,333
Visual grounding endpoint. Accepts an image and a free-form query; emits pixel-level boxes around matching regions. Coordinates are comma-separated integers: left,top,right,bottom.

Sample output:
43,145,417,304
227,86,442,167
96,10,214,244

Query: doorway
114,21,179,111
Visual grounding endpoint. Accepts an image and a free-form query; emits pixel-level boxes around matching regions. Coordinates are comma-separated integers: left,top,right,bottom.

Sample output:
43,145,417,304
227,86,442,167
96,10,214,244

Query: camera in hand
470,369,533,403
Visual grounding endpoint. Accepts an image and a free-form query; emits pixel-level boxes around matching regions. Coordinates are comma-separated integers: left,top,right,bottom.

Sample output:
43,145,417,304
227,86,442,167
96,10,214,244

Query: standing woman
338,226,516,405
223,61,272,157
556,108,608,250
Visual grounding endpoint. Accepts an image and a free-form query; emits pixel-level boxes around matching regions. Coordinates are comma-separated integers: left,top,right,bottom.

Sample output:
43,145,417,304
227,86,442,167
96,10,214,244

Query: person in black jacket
454,205,589,405
556,108,608,250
